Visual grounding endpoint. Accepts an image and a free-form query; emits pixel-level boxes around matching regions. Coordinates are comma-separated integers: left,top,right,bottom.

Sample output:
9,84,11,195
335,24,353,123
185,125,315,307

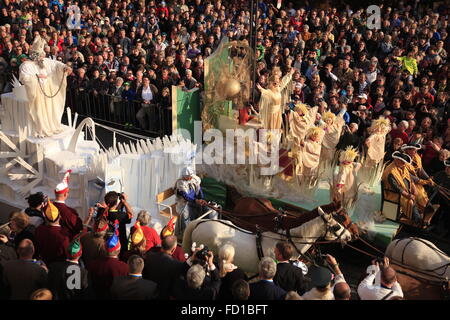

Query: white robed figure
19,35,72,137
256,67,294,132
360,117,391,186
332,146,361,209
288,103,318,146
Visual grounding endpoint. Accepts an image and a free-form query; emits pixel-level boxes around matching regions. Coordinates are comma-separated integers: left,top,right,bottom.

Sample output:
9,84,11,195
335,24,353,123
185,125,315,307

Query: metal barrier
66,90,171,137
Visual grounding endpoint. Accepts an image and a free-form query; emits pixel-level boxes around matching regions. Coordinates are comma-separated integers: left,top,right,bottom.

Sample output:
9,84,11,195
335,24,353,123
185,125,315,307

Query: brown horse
224,186,360,237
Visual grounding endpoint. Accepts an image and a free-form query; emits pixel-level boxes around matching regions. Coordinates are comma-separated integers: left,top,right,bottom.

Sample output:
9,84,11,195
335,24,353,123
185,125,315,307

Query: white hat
31,35,46,55
358,94,368,100
181,167,195,177
55,170,72,194
392,151,411,164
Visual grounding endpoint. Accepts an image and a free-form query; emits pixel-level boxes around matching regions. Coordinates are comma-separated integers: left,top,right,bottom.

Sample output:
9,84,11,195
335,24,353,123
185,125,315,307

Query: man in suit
87,224,129,299
48,233,90,300
273,242,308,295
249,257,287,300
1,239,48,300
172,250,221,300
110,255,158,300
53,170,92,238
143,235,188,300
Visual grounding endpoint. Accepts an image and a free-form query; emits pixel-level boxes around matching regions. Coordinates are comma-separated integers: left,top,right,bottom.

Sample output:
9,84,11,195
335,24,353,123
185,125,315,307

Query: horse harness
194,204,349,265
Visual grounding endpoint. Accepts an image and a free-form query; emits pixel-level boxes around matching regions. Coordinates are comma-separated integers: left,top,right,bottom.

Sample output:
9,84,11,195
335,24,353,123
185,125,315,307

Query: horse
385,237,450,299
182,206,356,274
224,185,360,236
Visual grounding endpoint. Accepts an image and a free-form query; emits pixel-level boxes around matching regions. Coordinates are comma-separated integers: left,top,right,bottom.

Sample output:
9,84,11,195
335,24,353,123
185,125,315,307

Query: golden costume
405,152,431,211
381,161,414,219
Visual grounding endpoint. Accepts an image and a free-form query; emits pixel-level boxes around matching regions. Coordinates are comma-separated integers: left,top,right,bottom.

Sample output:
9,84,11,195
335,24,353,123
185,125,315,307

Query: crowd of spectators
0,189,404,300
0,0,448,142
0,0,449,301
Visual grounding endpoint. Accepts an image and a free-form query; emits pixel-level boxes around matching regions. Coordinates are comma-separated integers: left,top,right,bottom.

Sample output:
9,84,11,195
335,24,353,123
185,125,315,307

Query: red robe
141,225,161,251
34,225,70,266
53,202,83,239
87,257,129,299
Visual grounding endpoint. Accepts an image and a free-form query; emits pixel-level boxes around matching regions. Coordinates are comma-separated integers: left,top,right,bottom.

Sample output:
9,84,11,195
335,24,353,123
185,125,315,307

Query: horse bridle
319,209,348,242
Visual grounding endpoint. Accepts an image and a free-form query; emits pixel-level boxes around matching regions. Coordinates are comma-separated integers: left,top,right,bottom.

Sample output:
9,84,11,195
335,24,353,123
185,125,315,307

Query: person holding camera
102,191,134,259
357,257,403,300
172,247,221,300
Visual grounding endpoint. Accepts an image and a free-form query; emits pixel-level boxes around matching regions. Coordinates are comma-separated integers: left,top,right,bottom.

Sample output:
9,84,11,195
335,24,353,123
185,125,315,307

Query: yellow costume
405,153,430,211
382,161,414,219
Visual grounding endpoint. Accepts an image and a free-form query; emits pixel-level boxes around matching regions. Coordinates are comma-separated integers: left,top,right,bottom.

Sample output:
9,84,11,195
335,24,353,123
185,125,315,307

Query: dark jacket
172,267,221,300
136,84,159,104
142,252,188,300
48,260,91,300
273,261,308,295
249,280,287,300
218,268,248,300
110,275,158,300
1,259,48,300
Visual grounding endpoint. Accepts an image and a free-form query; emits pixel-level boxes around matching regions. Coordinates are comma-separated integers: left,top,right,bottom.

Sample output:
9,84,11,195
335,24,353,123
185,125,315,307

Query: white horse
182,207,353,274
385,237,450,280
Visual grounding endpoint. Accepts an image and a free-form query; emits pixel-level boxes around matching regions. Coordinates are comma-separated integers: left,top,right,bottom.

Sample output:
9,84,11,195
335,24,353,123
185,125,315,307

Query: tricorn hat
392,151,412,164
400,143,421,151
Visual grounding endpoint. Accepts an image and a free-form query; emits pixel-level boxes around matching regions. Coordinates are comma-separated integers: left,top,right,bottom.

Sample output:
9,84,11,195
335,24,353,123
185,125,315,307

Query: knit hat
131,221,145,246
105,220,121,253
67,233,83,259
55,170,72,194
44,200,60,222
